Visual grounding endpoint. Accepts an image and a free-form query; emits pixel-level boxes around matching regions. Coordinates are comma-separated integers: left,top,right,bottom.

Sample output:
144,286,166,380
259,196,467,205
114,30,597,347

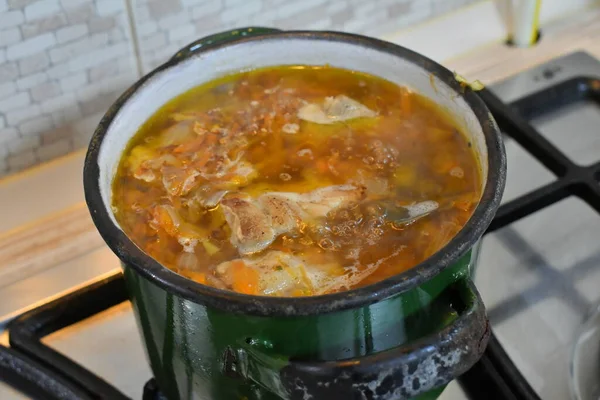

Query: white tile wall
0,0,137,175
0,0,481,177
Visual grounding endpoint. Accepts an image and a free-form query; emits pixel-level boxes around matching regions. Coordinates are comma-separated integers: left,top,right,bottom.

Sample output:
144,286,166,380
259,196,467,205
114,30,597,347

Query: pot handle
223,278,490,400
170,27,281,62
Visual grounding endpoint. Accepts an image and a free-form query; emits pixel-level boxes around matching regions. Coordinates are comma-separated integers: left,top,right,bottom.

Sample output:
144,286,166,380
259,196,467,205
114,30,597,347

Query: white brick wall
6,32,56,60
0,27,21,46
0,127,19,145
24,0,61,21
19,115,54,135
220,0,261,23
0,92,31,112
56,23,88,43
40,92,76,114
0,0,138,176
36,137,70,161
8,135,40,154
60,0,88,8
132,0,481,73
190,1,222,19
19,52,50,74
95,0,120,16
7,149,36,170
0,0,480,177
168,24,195,42
0,10,24,29
0,81,16,97
6,104,42,125
59,72,87,92
30,81,60,102
16,72,48,90
49,32,109,63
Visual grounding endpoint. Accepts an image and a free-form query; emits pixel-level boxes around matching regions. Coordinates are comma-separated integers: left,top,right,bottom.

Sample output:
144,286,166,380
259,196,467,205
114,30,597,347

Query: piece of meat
283,184,366,218
199,190,229,209
215,251,343,296
161,165,200,196
373,199,439,227
298,95,377,124
258,194,303,235
214,246,405,296
405,200,439,219
220,196,276,255
221,185,366,255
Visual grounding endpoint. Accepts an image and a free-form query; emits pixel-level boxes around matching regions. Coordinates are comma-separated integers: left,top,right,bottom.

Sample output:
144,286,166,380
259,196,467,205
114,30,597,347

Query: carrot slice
190,152,211,170
455,199,472,212
204,132,219,146
230,261,259,295
316,159,328,174
182,271,206,285
400,90,412,114
454,194,474,212
151,206,178,236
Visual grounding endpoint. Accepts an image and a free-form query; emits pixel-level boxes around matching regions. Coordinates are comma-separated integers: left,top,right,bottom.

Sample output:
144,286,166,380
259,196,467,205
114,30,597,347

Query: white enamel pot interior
85,31,505,317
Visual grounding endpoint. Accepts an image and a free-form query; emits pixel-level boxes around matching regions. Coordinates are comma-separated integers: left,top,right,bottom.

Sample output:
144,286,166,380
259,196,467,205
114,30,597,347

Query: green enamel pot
84,28,506,400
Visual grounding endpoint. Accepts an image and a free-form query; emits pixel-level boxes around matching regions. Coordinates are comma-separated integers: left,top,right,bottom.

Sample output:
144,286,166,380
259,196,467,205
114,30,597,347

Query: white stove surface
1,51,600,400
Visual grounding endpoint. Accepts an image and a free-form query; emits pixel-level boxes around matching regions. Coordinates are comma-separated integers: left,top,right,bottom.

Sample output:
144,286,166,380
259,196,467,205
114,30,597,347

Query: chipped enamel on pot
84,28,506,400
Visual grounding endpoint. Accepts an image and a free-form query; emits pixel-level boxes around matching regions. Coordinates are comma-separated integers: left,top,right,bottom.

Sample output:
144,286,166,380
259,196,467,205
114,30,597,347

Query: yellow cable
530,0,542,44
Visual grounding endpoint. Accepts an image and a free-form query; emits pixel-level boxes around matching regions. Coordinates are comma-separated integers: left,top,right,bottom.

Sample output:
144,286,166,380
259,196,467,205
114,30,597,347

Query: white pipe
510,0,542,47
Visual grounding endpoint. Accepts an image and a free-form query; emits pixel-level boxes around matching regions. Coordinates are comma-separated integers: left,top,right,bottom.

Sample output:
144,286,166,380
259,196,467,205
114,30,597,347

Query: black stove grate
484,77,600,234
457,77,600,400
143,378,167,400
1,77,599,400
3,274,130,400
0,345,93,400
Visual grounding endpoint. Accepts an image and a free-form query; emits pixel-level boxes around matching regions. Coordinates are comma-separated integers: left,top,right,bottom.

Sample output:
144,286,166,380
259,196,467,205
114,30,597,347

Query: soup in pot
112,66,482,297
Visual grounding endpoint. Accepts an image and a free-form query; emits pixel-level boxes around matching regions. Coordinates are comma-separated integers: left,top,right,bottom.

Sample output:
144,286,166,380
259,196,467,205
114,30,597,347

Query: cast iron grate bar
0,345,94,400
142,378,168,400
484,88,574,177
7,273,131,400
1,77,599,400
458,77,600,400
487,179,571,233
480,77,600,233
457,333,541,400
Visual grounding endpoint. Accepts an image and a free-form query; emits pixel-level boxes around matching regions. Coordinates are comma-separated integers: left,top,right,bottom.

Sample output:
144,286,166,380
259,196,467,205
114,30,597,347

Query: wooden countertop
0,203,104,288
445,7,600,83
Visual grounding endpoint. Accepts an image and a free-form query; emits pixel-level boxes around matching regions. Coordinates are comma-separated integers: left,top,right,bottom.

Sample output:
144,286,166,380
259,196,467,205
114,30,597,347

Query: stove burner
143,379,167,400
1,55,599,400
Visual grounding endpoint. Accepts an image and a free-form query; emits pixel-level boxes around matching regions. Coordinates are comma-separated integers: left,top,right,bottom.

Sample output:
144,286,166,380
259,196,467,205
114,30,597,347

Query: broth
112,65,482,297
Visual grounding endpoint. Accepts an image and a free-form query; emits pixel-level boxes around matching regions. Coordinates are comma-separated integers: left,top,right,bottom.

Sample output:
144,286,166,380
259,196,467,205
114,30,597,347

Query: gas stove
1,50,600,400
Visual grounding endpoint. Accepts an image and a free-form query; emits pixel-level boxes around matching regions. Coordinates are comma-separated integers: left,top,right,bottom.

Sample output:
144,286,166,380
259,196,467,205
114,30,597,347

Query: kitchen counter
2,1,600,398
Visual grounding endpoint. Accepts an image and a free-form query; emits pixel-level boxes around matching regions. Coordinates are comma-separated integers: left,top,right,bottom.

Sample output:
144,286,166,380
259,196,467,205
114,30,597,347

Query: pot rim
83,30,506,317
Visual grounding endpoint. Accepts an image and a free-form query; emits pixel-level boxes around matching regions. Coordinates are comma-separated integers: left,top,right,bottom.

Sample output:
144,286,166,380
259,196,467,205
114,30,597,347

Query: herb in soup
112,66,482,297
